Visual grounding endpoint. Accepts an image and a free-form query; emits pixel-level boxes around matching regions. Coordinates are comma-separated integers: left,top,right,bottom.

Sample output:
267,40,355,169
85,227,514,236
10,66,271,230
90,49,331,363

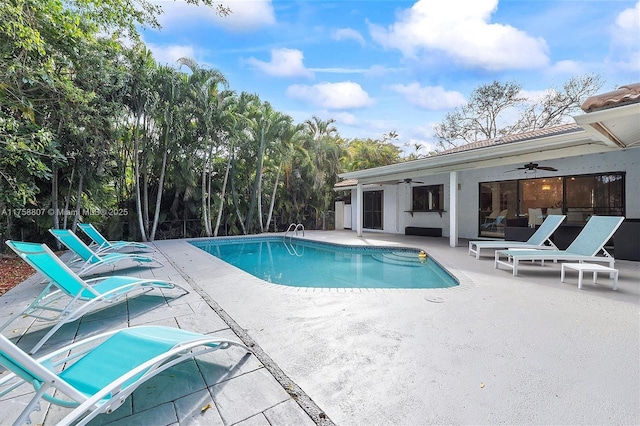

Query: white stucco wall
344,146,639,239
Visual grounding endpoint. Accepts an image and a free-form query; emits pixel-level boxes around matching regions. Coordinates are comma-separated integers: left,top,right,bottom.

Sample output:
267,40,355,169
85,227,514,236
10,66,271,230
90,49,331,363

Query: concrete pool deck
1,230,639,425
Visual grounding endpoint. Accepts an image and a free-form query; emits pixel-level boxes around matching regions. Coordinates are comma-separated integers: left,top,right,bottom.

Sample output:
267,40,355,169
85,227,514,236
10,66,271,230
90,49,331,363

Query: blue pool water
190,237,458,289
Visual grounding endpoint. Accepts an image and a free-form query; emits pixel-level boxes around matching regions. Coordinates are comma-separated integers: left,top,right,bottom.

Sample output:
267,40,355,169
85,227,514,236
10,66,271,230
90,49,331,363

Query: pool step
371,252,426,267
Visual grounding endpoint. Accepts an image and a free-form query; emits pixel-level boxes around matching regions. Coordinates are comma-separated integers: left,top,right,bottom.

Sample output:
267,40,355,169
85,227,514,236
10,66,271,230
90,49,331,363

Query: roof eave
339,128,610,184
573,103,640,148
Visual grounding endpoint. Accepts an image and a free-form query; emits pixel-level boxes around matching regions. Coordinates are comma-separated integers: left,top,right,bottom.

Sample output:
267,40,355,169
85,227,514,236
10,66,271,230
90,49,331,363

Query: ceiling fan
399,177,424,184
506,162,558,173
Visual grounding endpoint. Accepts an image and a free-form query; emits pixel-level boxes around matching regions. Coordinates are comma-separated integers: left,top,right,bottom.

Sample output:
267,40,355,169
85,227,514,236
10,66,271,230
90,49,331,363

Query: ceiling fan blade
537,166,558,171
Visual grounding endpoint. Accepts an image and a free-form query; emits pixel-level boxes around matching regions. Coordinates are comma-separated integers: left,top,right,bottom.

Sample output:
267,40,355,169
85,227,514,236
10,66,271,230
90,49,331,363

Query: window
412,185,444,211
479,181,517,237
565,174,624,223
478,172,625,236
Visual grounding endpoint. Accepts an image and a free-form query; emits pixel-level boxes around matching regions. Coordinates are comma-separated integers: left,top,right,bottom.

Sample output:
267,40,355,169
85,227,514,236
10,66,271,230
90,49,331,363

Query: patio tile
77,315,129,338
127,297,191,326
91,401,177,426
196,349,260,388
195,329,262,386
233,413,271,426
45,395,133,425
132,359,208,412
0,388,49,426
174,301,230,333
16,320,79,353
79,300,129,323
264,399,316,426
174,388,224,425
211,368,290,425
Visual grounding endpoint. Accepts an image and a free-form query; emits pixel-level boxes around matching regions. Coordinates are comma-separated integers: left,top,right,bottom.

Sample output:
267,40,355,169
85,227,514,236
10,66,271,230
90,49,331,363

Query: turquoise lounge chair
78,223,150,253
494,216,624,276
0,326,251,425
469,215,566,259
49,228,161,276
1,241,187,353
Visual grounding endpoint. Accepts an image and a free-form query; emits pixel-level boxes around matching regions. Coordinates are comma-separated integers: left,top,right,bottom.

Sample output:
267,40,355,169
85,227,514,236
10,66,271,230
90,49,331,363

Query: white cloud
246,48,314,78
331,111,358,126
154,0,275,32
332,28,366,46
614,1,640,45
146,43,196,65
369,0,549,70
286,81,374,110
390,83,465,110
610,1,640,71
548,60,584,76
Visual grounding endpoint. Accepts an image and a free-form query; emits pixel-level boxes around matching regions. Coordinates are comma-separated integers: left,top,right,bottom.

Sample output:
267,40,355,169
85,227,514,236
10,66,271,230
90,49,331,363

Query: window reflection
478,172,625,236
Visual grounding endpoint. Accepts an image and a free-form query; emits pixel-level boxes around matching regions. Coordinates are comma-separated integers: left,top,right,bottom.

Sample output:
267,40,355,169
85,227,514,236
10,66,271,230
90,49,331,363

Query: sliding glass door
363,190,383,230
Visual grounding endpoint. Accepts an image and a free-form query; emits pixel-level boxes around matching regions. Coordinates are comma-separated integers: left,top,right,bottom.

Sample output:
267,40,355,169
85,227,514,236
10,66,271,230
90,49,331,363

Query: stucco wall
342,147,639,239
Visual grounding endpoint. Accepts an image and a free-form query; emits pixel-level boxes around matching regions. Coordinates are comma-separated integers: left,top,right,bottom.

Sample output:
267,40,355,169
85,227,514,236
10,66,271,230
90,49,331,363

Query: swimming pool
190,237,458,289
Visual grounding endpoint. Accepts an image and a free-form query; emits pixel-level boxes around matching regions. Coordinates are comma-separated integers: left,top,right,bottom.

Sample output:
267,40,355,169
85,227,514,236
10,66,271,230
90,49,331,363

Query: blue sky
143,0,640,152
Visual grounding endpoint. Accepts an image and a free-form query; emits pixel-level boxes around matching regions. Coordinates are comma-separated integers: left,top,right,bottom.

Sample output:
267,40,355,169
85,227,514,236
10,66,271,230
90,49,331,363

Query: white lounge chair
469,215,565,260
2,241,186,353
0,326,250,425
481,209,508,230
494,216,624,276
78,223,150,253
50,229,161,275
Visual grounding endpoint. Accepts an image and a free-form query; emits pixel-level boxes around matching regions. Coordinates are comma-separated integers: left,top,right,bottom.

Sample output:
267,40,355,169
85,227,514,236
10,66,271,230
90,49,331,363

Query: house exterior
335,83,640,259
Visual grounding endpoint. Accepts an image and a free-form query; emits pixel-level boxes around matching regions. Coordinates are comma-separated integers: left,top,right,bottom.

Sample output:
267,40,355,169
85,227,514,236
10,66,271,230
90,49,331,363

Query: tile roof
334,178,358,188
581,82,640,112
433,123,582,157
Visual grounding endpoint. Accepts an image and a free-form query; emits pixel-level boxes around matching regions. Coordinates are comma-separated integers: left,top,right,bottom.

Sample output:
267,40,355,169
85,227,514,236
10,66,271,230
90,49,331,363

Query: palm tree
178,57,230,237
244,100,293,233
124,44,156,241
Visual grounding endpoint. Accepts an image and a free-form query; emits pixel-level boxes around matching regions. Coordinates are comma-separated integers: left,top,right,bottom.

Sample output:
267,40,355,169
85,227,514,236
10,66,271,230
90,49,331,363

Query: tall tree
434,75,604,149
245,101,292,233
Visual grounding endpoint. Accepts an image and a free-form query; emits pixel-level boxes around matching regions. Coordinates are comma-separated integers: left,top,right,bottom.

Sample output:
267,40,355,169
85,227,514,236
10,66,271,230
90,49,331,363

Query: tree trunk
142,119,150,237
71,172,83,232
230,154,247,235
51,164,59,230
246,126,265,233
264,162,281,232
63,165,75,229
214,142,233,237
150,126,170,241
133,116,148,242
201,137,215,237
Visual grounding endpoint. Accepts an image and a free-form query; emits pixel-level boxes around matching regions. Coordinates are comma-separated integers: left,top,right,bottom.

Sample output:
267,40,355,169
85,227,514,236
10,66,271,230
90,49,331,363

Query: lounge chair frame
469,215,565,259
2,241,187,353
78,223,150,254
49,229,161,276
0,326,251,426
494,216,624,276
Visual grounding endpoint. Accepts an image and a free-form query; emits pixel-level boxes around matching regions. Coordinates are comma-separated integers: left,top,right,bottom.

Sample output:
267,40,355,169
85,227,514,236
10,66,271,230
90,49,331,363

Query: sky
142,0,640,153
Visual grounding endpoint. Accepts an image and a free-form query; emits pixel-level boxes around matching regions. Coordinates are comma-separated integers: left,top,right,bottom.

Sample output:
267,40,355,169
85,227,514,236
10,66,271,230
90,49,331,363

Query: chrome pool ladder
283,223,305,256
284,223,305,241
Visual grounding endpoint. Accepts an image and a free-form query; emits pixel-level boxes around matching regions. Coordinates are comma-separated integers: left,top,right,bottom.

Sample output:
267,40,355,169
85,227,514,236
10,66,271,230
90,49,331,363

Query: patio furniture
561,263,618,290
481,209,508,230
49,229,161,276
468,215,565,259
1,241,186,353
0,325,251,426
528,208,543,228
494,216,624,276
78,223,150,253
